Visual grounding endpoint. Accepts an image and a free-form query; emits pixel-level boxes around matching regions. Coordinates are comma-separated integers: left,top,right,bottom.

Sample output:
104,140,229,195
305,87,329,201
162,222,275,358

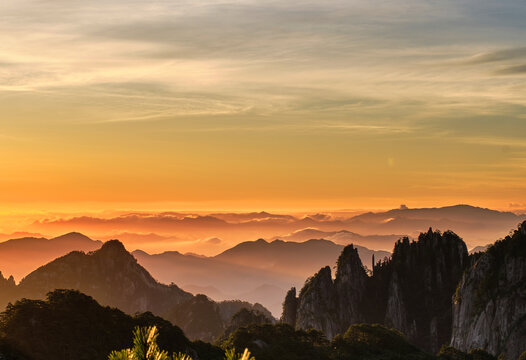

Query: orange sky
1,0,525,221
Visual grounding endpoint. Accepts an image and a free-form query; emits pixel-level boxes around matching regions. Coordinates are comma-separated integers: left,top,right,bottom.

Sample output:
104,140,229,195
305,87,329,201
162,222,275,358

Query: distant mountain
134,239,390,316
468,244,491,254
31,205,524,249
0,232,102,281
344,204,525,246
270,229,404,251
215,238,390,277
1,240,270,342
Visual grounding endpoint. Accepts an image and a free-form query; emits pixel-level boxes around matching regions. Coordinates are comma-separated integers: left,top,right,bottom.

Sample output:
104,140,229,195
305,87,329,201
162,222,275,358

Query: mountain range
0,233,388,316
29,205,525,253
0,240,270,342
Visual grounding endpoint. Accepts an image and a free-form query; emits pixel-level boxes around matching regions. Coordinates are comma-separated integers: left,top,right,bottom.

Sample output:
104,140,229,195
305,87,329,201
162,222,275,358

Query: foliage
437,346,495,360
109,326,254,360
0,290,197,360
222,323,331,360
332,323,435,360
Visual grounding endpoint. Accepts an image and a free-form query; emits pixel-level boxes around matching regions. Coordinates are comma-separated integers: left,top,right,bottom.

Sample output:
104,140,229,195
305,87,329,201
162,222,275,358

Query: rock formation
285,230,469,353
451,221,526,360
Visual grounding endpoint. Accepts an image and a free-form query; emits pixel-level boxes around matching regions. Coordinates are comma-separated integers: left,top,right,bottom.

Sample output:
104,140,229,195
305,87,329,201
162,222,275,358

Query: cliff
383,229,468,352
294,245,367,339
0,272,16,310
286,230,469,352
451,221,526,360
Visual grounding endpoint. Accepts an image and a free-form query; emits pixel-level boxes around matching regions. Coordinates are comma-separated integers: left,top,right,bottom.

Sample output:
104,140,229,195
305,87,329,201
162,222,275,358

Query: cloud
494,64,526,75
466,47,526,64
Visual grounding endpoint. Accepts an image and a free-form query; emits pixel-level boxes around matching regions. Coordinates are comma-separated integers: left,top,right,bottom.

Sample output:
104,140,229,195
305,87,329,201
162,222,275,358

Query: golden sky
1,0,526,214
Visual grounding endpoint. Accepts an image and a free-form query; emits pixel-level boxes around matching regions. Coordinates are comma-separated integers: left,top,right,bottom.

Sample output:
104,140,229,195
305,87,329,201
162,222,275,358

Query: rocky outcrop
281,287,298,326
0,272,16,310
334,245,368,327
384,229,468,352
451,221,526,360
286,230,469,352
295,266,340,338
293,245,367,339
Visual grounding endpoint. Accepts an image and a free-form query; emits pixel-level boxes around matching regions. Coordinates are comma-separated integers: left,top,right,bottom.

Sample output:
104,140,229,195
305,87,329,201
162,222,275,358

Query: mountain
0,232,102,281
15,240,192,315
168,294,273,342
132,249,297,296
451,221,526,359
31,205,525,249
215,238,390,277
344,205,525,246
133,239,389,316
468,244,491,254
0,289,223,360
1,240,270,342
270,229,404,251
284,228,469,353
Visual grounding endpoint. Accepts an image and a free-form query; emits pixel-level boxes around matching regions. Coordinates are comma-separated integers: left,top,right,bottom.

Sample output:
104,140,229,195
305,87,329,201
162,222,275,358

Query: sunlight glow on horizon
1,0,525,217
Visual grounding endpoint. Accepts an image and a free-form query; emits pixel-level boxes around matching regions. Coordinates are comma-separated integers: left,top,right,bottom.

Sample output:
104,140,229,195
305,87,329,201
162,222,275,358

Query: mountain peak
99,239,128,254
51,232,93,242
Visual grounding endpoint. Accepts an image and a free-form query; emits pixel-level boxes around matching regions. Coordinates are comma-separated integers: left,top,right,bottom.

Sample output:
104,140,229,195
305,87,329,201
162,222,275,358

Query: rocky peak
295,266,339,338
281,287,298,326
16,241,192,316
385,229,468,352
335,245,366,282
97,239,129,256
451,221,526,359
334,245,368,327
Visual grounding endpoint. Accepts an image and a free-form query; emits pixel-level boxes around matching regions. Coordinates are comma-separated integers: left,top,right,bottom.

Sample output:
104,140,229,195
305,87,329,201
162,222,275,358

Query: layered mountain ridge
0,240,271,342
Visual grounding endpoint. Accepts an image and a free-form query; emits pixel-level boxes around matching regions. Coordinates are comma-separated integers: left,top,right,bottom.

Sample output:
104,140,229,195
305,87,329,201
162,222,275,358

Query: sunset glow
1,0,526,226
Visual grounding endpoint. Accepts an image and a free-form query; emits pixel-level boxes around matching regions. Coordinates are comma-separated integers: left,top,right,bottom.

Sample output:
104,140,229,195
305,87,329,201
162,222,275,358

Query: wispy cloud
494,64,526,75
465,47,526,64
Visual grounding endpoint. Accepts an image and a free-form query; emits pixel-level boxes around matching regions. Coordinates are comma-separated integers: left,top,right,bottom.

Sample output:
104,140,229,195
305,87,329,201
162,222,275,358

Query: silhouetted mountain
451,221,526,359
285,228,469,353
31,205,525,249
15,240,192,315
468,244,491,254
1,240,270,342
215,238,389,277
0,232,102,281
345,205,525,246
270,229,403,250
0,289,222,360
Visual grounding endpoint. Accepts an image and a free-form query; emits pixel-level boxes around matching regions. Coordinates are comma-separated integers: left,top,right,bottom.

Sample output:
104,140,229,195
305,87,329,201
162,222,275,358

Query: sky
1,0,526,215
